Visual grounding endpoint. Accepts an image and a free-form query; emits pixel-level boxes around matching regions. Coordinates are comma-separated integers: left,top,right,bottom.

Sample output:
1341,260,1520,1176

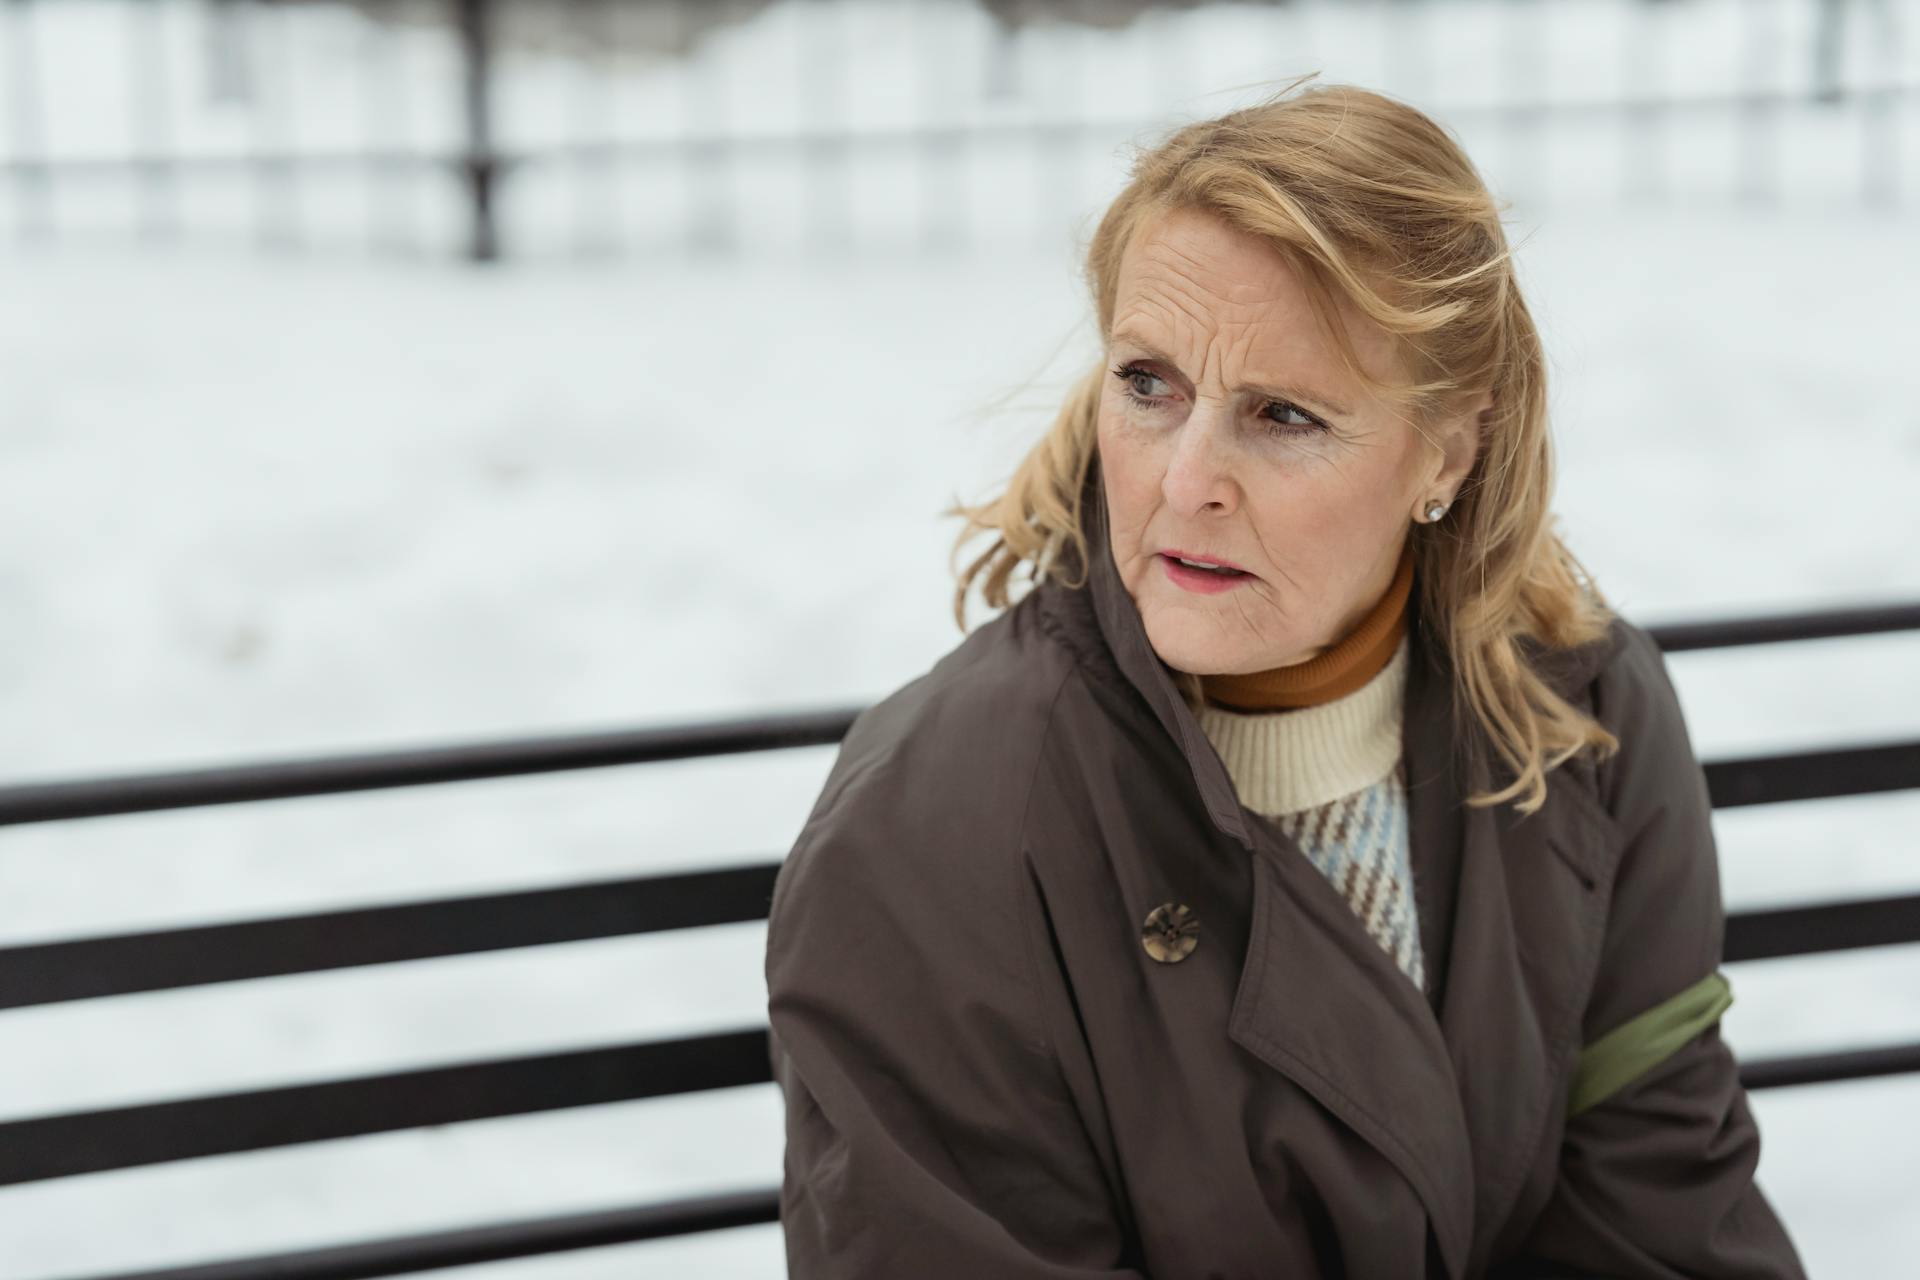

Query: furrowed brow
1110,330,1353,418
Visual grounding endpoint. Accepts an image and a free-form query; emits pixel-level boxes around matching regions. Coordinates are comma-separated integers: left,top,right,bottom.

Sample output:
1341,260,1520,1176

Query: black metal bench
4,599,1918,1280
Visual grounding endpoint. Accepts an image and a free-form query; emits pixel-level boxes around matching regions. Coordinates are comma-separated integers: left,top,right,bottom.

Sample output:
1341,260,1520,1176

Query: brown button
1140,901,1200,963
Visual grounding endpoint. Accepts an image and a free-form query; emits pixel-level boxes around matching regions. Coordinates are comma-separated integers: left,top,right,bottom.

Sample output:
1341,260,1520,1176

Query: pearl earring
1423,498,1449,522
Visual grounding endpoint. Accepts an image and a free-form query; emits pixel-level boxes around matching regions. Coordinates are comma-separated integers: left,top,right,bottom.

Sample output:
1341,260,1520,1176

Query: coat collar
1075,451,1258,852
1055,450,1620,1278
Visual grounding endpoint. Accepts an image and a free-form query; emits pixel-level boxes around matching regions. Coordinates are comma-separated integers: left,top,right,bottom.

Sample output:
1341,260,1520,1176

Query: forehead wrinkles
1124,232,1295,324
1113,255,1323,391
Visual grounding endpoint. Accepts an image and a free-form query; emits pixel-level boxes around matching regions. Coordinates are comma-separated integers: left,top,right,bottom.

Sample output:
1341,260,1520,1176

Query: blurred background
0,0,1916,1275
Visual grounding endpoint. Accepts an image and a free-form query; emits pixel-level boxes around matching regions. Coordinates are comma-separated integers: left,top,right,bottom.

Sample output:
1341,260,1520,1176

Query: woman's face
1097,205,1483,677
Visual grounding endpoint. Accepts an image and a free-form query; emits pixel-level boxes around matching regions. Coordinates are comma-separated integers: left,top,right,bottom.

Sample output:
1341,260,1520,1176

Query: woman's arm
1498,622,1808,1279
765,751,1148,1279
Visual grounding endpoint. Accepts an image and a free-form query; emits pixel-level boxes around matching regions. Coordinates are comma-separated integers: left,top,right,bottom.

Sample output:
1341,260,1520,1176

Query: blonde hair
944,74,1621,816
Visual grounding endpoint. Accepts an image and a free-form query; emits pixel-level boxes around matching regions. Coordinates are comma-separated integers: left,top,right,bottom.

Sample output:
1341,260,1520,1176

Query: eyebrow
1109,331,1354,418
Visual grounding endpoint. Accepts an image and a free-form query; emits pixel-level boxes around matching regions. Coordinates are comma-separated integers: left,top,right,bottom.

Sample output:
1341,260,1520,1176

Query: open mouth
1160,553,1253,592
1165,555,1246,576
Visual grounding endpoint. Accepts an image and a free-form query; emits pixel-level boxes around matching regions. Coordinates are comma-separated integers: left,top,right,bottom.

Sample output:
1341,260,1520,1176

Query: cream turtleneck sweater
1194,630,1426,991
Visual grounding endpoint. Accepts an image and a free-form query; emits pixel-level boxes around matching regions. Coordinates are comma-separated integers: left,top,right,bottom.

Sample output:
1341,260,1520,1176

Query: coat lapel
1438,651,1619,1274
1069,451,1619,1279
1077,455,1478,1275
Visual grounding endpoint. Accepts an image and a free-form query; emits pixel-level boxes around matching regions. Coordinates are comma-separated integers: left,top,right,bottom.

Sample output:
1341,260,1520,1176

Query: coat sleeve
764,749,1148,1278
1498,621,1809,1280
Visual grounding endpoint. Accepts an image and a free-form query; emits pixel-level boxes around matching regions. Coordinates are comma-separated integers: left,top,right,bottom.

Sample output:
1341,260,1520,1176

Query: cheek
1257,512,1360,580
1095,412,1159,516
1095,395,1135,464
1242,486,1367,577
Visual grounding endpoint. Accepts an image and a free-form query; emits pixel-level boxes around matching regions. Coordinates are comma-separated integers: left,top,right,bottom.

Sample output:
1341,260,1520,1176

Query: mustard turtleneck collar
1198,538,1414,712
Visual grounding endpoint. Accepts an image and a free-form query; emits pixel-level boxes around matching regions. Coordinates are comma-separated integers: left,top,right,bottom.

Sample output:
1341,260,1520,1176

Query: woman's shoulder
767,598,1080,1021
829,592,1080,799
774,594,1081,908
1584,612,1711,823
1508,611,1697,838
1517,610,1678,728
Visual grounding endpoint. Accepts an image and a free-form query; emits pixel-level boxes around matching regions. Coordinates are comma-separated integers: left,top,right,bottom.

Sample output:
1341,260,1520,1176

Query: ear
1427,391,1490,505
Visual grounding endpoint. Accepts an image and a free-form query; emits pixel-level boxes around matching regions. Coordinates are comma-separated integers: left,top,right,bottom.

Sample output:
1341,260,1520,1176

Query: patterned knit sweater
1194,631,1425,991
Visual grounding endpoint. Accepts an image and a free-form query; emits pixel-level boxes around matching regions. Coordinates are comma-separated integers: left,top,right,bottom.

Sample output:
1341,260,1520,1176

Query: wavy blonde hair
945,74,1621,816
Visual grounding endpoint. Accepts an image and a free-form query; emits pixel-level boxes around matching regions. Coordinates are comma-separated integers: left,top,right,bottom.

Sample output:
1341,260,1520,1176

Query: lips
1166,557,1242,576
1160,551,1248,575
1159,553,1254,594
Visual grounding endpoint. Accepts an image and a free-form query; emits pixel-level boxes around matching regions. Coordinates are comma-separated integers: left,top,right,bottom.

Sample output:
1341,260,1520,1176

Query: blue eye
1114,363,1170,402
1263,399,1321,431
1109,361,1325,441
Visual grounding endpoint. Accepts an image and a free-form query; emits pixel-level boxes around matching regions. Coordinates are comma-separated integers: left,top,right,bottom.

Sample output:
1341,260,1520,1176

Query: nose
1160,401,1241,516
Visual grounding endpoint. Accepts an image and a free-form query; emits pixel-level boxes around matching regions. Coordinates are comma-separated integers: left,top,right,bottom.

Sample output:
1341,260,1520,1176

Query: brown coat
765,457,1808,1278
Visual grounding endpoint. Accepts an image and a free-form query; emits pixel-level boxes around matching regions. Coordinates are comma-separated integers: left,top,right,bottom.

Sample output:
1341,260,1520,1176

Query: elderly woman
764,80,1808,1279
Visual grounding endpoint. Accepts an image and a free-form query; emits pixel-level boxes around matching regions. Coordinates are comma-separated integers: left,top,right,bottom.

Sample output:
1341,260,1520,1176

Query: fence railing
3,596,1919,1279
3,0,1914,261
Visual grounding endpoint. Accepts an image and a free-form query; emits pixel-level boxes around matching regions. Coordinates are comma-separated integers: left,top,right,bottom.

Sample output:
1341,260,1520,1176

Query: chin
1139,609,1248,677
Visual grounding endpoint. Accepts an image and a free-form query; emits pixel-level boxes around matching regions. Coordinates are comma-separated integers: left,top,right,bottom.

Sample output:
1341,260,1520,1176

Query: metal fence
1,0,1914,262
2,595,1918,1278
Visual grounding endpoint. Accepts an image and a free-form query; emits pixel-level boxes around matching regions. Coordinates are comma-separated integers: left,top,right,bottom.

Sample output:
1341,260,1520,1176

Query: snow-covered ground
2,0,1918,1277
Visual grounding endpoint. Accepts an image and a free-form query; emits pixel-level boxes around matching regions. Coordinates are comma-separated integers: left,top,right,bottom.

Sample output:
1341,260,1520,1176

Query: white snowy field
2,0,1919,1277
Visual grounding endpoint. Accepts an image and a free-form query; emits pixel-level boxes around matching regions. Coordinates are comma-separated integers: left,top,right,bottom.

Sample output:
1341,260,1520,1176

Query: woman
764,79,1808,1279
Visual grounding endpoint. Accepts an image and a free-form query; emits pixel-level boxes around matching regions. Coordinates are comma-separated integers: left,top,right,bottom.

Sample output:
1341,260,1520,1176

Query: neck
1198,539,1414,712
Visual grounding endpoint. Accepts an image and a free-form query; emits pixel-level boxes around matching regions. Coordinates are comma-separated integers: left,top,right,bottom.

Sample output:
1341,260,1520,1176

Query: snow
1,0,1918,1276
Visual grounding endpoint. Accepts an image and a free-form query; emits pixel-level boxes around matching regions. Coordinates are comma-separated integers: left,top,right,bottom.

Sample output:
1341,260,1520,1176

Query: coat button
1141,901,1200,963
